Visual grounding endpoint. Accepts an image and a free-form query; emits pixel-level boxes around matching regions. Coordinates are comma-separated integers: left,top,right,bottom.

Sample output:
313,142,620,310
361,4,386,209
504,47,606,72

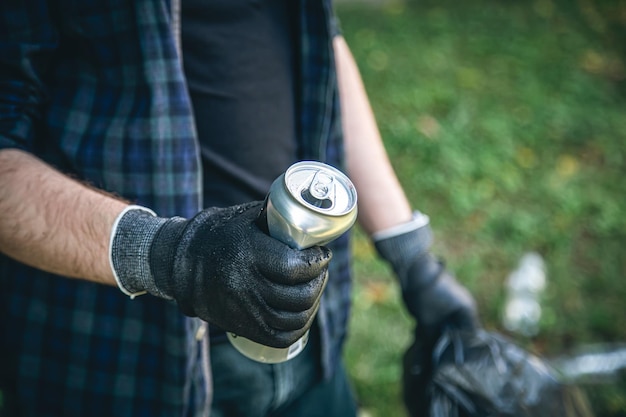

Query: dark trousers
209,326,358,417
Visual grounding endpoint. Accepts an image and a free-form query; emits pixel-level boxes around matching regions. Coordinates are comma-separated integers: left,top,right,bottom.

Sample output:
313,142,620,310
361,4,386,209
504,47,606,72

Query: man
0,1,478,416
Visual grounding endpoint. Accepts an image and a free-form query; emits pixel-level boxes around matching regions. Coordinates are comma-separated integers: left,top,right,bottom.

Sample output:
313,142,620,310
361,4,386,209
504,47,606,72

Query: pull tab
301,170,335,209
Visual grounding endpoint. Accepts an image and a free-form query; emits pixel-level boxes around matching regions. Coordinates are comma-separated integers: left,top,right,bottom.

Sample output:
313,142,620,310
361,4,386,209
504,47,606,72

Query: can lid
285,161,357,216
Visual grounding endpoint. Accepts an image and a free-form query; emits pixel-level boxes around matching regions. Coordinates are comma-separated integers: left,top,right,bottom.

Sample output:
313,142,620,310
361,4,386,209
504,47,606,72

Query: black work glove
398,259,480,417
374,212,480,416
374,213,479,344
401,253,479,345
110,202,332,348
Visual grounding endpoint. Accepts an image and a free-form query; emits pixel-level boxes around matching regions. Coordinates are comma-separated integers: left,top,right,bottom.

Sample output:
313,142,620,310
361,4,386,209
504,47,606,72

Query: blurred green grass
337,1,626,416
2,2,624,416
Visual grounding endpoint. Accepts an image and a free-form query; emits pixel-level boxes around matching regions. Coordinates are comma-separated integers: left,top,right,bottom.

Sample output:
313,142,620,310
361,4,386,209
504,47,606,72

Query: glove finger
236,300,321,348
261,269,328,312
228,324,307,349
263,294,322,332
445,307,481,332
260,328,309,349
258,245,332,285
416,306,481,350
262,302,322,348
409,271,477,326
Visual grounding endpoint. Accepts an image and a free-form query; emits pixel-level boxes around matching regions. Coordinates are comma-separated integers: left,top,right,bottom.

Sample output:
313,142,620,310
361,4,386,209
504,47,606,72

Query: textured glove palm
111,202,332,348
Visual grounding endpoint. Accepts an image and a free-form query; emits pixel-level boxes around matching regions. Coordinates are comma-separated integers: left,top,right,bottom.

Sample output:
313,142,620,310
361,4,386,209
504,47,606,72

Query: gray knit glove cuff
109,205,171,299
373,211,434,287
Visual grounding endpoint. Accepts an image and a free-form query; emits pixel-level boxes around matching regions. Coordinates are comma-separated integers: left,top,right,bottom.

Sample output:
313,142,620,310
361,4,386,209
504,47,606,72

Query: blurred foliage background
1,1,623,416
336,0,626,416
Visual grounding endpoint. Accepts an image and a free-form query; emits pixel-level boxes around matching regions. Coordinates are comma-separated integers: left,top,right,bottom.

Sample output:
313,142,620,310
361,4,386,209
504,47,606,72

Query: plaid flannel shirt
0,0,350,416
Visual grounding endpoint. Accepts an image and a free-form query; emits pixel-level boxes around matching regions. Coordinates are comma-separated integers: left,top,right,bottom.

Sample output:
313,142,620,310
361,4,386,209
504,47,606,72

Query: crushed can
227,161,358,363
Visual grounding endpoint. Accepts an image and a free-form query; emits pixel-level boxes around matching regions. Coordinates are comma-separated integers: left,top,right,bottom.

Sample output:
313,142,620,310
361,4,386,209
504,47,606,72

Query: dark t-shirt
182,0,299,208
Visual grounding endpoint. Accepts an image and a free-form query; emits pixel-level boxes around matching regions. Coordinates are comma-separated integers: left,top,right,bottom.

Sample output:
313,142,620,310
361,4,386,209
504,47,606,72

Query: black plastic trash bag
403,329,594,417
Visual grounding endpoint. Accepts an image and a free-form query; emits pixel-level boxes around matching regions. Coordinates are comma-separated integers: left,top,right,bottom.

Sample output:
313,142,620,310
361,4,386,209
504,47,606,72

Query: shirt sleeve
329,4,343,39
0,0,58,151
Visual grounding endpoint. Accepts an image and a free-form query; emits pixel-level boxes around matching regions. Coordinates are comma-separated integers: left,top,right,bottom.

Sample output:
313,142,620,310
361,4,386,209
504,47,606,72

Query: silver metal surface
266,161,358,249
228,161,358,363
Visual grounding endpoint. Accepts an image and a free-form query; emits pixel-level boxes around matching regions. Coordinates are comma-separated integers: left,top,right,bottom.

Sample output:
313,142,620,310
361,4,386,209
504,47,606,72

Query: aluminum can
227,161,358,363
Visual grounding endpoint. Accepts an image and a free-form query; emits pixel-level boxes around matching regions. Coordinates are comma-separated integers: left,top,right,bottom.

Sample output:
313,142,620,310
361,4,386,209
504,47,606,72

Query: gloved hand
110,201,332,348
375,212,479,416
374,211,479,347
401,253,479,345
400,254,480,416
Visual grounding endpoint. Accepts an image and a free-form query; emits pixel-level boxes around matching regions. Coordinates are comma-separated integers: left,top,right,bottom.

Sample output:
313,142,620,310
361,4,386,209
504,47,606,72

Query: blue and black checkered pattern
0,0,352,415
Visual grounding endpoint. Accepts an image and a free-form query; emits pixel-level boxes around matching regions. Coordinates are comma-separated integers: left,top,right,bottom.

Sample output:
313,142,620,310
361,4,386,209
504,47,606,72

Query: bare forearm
0,148,127,285
334,36,413,234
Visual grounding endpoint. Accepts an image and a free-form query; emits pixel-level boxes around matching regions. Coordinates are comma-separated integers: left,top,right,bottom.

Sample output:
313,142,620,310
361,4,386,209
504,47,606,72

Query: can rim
284,161,358,216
